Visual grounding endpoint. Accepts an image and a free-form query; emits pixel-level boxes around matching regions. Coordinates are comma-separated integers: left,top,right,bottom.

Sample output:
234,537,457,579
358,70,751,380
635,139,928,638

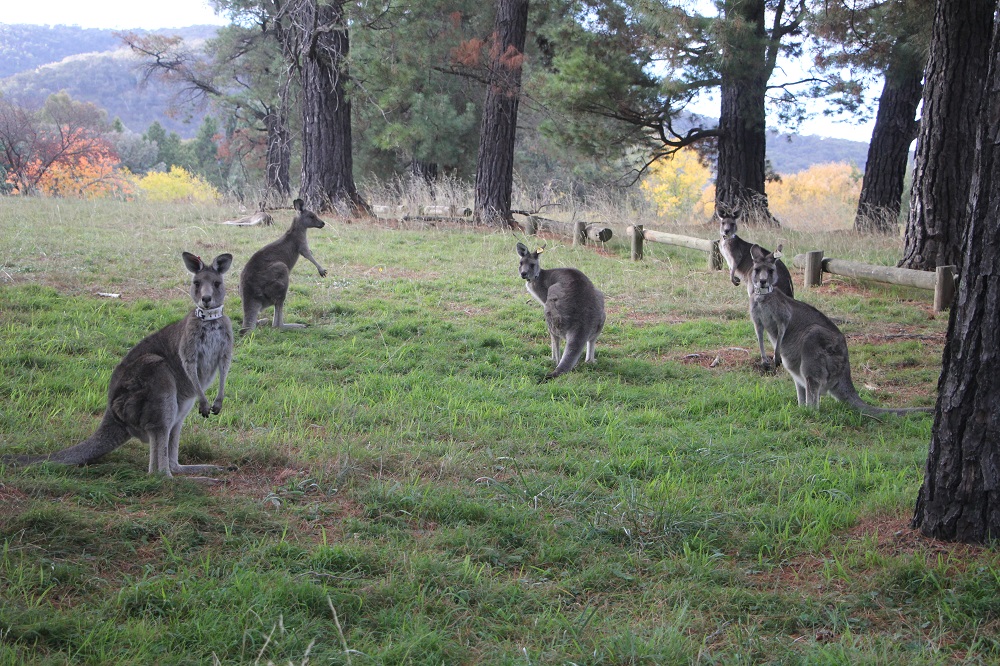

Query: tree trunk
474,0,529,227
410,158,439,184
912,4,1000,543
264,108,291,201
854,48,924,234
899,0,994,270
715,0,776,227
295,0,370,215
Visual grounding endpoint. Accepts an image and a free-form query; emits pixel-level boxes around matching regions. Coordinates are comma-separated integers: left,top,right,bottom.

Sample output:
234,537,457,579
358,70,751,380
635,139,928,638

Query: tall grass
0,196,992,665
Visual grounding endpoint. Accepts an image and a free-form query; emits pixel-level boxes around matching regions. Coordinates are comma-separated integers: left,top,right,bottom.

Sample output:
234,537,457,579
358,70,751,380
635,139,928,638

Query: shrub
640,149,712,224
132,166,220,203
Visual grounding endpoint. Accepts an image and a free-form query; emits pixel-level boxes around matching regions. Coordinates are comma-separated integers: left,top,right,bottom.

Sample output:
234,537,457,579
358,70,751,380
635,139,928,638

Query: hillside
0,24,219,137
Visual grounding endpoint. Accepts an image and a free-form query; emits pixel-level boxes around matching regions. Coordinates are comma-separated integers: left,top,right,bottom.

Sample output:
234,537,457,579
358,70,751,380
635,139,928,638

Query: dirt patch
675,346,762,371
748,515,993,596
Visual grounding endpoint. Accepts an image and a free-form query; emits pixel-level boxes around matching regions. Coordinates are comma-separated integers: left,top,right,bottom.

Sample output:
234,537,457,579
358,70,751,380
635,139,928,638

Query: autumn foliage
766,162,863,230
640,149,713,223
130,166,220,203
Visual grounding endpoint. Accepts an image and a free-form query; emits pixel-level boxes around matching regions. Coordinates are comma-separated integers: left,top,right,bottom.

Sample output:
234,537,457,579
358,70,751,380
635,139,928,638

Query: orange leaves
451,38,485,67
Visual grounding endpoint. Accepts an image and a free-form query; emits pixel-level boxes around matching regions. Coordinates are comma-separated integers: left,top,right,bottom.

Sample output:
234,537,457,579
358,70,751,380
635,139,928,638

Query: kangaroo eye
193,281,201,288
214,281,221,288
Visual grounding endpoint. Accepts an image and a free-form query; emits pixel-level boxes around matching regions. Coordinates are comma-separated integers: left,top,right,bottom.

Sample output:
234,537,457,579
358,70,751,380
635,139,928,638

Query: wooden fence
793,251,957,312
624,225,724,270
523,215,613,244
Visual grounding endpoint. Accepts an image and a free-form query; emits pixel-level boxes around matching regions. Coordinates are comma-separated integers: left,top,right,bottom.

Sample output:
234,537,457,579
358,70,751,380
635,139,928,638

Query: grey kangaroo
240,198,327,333
718,209,794,297
5,253,235,478
748,245,931,415
516,242,606,379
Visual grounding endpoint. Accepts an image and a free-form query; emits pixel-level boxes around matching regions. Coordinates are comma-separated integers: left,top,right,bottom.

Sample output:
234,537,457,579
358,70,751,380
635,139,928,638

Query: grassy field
1,198,996,665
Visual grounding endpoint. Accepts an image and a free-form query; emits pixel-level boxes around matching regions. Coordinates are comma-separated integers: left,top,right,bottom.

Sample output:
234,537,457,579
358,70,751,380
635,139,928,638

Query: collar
753,285,773,296
195,305,225,321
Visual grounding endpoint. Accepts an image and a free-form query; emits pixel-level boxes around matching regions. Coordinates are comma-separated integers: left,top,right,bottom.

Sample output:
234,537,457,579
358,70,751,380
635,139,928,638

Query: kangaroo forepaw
211,402,223,415
319,268,328,277
199,402,212,417
731,276,741,286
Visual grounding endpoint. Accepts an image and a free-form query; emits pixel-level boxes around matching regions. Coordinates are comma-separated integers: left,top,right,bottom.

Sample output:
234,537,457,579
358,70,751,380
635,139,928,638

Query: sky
3,0,878,144
3,0,228,31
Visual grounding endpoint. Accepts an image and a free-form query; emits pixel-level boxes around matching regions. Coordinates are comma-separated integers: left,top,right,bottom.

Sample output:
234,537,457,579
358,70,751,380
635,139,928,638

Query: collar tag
195,306,224,321
753,285,774,296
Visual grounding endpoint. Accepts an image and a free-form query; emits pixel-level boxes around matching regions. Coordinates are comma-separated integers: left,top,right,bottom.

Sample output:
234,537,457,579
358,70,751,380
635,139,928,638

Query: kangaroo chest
719,238,749,273
187,319,232,387
751,295,787,344
525,281,547,307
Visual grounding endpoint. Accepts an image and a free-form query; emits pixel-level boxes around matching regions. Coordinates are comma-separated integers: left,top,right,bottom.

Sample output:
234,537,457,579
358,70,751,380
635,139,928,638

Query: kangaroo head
516,242,544,281
293,198,326,230
716,206,740,240
749,244,781,293
182,252,233,311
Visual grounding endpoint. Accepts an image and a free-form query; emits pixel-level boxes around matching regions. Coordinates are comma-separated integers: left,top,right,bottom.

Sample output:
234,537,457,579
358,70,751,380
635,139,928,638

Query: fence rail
625,225,723,270
793,251,957,312
524,215,613,244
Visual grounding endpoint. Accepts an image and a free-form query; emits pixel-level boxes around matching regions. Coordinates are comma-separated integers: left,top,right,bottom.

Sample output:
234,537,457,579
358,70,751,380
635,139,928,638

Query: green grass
2,198,993,665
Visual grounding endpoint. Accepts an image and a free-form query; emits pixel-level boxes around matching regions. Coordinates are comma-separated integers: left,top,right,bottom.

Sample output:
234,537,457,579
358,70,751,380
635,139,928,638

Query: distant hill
766,130,870,174
0,23,219,138
0,23,874,171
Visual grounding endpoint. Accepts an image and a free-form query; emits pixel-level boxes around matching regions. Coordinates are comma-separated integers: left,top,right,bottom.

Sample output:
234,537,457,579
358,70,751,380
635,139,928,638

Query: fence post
573,220,587,246
526,216,538,235
630,225,644,261
709,240,723,271
934,265,956,312
804,250,824,288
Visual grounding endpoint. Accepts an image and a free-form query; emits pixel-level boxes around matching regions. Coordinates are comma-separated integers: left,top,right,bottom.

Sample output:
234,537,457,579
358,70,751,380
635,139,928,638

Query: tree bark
293,0,370,215
715,0,776,227
899,0,994,270
263,108,291,200
912,1,1000,543
854,47,924,234
474,0,529,227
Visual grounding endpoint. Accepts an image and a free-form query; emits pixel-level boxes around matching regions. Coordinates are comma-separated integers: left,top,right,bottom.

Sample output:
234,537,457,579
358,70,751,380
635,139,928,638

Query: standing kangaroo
5,253,235,478
516,242,606,379
718,209,794,297
748,245,931,415
240,198,327,333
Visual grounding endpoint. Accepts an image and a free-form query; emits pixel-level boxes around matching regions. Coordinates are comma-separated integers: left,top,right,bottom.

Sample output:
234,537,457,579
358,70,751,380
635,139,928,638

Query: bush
132,166,220,203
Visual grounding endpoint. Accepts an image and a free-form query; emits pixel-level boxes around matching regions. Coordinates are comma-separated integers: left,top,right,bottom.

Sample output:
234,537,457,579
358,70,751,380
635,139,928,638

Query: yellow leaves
767,162,862,230
130,167,220,204
767,162,862,210
640,149,713,223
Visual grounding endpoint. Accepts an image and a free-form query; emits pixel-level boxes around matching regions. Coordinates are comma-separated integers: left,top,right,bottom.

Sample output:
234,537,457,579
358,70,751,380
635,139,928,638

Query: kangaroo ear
293,198,304,212
182,252,205,273
750,245,765,262
516,242,528,257
772,244,783,260
212,254,233,274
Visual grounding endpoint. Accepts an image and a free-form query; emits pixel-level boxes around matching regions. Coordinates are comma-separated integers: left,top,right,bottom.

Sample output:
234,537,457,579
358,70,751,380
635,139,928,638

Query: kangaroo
748,245,931,415
5,253,235,478
240,198,327,333
718,209,794,298
516,242,606,379
222,201,273,227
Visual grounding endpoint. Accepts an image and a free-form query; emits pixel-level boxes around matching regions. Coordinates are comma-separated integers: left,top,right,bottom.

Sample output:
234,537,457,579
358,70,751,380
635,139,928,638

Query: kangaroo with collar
516,242,606,379
5,253,235,478
718,208,794,297
748,245,931,415
240,198,327,333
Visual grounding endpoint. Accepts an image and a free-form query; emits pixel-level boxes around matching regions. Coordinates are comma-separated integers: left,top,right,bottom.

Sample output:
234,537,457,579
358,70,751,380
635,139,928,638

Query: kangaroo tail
832,379,933,416
4,413,131,467
548,336,587,378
